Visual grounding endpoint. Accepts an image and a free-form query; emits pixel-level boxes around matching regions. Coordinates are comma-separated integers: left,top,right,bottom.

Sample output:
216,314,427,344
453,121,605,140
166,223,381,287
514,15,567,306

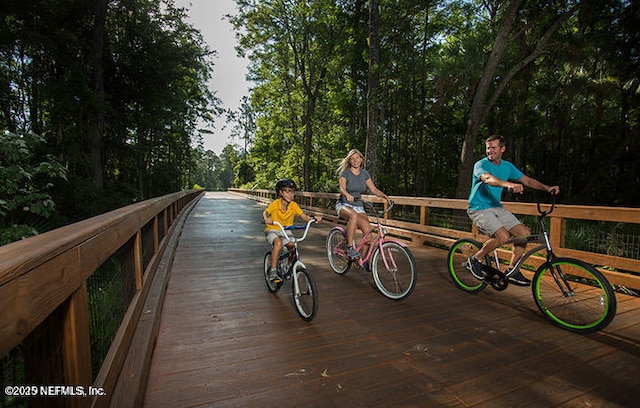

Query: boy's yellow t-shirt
264,198,303,232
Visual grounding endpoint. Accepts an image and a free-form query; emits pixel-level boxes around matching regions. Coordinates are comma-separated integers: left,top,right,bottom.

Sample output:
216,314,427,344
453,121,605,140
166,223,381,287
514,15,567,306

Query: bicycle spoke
533,258,616,333
371,242,416,300
447,239,487,293
293,268,318,321
326,228,351,274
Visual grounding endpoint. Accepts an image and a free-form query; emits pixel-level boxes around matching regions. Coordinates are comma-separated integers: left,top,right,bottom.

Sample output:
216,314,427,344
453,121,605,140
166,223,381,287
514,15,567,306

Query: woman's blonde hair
336,148,364,175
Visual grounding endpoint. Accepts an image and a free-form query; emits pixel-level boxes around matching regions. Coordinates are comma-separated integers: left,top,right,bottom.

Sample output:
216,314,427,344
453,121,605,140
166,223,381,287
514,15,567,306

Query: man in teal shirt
466,135,560,286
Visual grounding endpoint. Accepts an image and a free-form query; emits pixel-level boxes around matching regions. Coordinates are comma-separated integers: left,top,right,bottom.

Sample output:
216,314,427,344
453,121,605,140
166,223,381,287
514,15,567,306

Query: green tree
454,0,580,198
227,95,256,155
365,0,380,180
219,144,240,188
0,131,67,244
105,0,219,198
232,0,349,190
192,147,228,191
0,0,222,225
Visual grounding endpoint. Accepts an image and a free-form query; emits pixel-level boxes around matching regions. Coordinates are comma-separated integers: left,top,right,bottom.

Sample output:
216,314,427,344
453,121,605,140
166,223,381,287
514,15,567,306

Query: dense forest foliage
1,0,235,243
1,0,638,245
232,0,638,206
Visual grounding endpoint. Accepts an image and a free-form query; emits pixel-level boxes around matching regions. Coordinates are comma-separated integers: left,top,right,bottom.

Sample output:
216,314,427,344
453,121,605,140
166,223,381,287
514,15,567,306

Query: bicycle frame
489,194,557,276
265,219,319,321
273,220,315,291
488,193,581,297
332,201,408,268
502,234,584,300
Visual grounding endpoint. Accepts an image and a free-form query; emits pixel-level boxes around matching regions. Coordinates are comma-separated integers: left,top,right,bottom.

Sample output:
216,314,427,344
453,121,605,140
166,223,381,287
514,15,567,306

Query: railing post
471,223,480,240
550,216,565,251
172,202,176,225
163,208,168,236
134,230,144,290
153,216,159,254
62,282,92,408
420,205,428,225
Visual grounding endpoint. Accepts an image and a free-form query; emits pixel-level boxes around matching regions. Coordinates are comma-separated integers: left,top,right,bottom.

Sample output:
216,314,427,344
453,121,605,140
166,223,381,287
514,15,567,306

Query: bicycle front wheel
326,227,351,274
533,257,616,334
293,267,318,321
371,242,417,300
447,238,488,293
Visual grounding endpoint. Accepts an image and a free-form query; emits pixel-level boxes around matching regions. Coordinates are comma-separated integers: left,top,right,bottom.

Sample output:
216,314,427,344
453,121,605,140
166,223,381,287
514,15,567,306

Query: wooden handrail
0,189,204,407
230,188,640,289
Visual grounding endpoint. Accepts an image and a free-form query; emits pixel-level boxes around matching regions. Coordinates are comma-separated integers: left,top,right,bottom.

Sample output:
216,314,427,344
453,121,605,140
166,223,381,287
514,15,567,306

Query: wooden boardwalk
143,192,640,407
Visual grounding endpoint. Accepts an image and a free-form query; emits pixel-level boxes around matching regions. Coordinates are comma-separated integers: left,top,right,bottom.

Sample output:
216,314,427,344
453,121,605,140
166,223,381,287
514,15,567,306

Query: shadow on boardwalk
143,192,640,407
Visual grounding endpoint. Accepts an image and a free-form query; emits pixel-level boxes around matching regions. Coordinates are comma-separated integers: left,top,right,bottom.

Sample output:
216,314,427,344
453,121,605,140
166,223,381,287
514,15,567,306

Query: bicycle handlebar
363,200,395,216
273,219,316,242
537,191,556,217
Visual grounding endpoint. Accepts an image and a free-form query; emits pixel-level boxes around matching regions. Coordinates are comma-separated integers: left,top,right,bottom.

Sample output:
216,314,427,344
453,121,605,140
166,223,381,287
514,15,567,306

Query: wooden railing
230,188,640,289
0,189,204,408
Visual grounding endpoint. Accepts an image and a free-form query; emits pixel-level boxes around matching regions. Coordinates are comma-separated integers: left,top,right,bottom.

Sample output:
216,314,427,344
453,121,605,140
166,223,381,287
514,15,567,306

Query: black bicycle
447,193,616,334
263,220,318,321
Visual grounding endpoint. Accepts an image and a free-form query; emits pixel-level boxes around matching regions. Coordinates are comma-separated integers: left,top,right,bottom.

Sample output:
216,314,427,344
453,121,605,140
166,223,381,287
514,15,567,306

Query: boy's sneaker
506,269,531,286
464,256,485,280
346,246,361,260
268,267,281,283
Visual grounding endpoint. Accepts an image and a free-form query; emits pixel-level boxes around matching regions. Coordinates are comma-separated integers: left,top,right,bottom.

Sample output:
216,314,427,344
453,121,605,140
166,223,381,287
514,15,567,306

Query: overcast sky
174,0,250,154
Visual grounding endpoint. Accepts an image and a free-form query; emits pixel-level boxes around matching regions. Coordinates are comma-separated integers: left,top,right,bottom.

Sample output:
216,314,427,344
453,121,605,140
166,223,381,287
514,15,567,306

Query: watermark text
4,385,106,398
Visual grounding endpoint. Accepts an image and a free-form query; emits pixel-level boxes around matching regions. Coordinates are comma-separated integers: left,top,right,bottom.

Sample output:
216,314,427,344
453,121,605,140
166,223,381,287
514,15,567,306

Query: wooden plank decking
143,192,640,407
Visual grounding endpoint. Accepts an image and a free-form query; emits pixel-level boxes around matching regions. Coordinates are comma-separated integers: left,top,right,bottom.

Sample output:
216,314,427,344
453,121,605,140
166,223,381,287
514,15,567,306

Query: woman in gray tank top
335,149,390,260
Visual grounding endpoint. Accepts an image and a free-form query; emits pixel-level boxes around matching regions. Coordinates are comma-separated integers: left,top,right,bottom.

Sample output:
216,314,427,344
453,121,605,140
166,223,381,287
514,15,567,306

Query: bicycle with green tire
447,193,616,334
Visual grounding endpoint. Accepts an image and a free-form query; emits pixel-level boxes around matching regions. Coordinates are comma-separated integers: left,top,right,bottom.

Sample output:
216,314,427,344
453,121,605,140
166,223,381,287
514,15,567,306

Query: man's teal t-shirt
468,157,523,211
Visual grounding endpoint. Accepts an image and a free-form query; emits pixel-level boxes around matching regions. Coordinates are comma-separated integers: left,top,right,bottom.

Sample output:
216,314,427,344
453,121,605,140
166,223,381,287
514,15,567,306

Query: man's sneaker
507,269,531,286
362,261,371,272
268,267,281,283
346,246,361,260
464,256,485,280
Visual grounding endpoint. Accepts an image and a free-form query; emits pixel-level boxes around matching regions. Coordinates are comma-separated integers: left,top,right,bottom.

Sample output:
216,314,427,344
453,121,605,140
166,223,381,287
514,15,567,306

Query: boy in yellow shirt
263,179,322,283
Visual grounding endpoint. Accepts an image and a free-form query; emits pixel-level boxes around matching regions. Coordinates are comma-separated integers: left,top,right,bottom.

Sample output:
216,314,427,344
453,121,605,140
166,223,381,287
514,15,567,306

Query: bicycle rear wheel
263,252,281,293
532,257,616,334
293,267,318,321
326,227,351,274
447,238,488,293
371,242,417,300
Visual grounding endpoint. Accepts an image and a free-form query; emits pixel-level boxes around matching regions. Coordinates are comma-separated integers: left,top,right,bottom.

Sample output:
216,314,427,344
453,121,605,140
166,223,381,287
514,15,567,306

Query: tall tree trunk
455,0,524,198
416,7,429,196
303,95,316,190
89,0,107,189
366,0,380,180
454,1,579,198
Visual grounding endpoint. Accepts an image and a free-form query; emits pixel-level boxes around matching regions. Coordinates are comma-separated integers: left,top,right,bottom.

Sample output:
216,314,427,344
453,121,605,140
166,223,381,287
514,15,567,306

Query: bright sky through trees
175,0,250,154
